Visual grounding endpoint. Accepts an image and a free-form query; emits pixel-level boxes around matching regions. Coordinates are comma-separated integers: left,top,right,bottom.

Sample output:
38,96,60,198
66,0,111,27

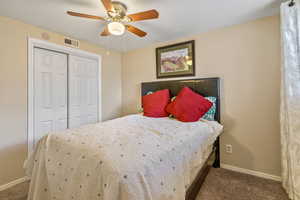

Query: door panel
41,72,53,108
69,55,98,128
34,48,68,145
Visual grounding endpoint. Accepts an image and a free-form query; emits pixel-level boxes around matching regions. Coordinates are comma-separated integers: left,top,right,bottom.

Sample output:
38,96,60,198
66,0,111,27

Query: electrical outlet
226,144,233,154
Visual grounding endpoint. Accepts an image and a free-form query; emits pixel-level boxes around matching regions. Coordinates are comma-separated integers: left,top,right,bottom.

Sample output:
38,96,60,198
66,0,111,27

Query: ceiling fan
67,0,159,37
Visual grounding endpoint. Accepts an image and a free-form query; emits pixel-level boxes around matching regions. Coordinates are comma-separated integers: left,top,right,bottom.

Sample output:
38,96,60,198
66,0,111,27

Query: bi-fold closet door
33,48,98,145
68,55,98,128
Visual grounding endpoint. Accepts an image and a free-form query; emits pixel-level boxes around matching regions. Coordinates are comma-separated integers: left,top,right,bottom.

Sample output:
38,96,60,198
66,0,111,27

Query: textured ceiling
0,0,282,52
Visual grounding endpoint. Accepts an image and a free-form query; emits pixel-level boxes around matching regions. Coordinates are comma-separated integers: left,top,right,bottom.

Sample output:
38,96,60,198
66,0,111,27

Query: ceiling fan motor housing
108,1,128,19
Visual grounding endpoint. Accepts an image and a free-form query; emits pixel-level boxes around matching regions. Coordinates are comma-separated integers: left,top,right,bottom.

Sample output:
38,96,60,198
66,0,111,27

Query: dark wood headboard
141,78,220,122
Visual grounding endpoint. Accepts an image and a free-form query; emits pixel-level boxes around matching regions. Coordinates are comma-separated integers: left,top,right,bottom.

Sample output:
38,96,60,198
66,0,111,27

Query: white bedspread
25,114,223,200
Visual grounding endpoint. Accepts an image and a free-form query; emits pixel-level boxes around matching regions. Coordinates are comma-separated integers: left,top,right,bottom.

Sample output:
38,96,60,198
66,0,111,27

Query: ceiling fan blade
126,25,147,37
127,9,159,22
101,0,114,12
67,11,105,20
100,26,111,36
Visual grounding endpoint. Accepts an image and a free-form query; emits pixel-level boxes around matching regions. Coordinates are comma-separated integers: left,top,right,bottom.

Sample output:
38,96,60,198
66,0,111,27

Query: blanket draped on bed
25,115,222,200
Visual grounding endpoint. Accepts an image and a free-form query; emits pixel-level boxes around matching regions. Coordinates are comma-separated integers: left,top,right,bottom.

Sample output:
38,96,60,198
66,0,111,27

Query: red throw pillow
142,89,170,117
166,87,212,122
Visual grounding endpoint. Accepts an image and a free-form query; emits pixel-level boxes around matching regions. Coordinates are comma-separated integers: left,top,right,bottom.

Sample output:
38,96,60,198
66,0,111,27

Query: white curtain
281,1,300,200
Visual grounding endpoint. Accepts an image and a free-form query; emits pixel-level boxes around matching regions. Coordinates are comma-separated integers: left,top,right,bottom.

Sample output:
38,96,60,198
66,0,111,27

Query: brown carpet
197,168,289,200
0,168,289,200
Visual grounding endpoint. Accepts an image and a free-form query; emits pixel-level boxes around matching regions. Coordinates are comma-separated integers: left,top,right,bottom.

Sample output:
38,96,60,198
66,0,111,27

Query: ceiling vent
64,37,80,48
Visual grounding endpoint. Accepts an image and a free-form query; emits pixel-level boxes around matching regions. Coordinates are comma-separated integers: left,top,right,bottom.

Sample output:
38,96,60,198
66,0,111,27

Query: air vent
64,37,80,48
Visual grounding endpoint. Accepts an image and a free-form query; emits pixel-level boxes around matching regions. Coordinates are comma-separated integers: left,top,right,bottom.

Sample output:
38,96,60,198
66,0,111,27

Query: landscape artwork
156,40,195,78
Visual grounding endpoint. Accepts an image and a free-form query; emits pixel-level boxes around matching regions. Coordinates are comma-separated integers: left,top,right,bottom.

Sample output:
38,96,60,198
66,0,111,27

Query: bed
25,78,223,200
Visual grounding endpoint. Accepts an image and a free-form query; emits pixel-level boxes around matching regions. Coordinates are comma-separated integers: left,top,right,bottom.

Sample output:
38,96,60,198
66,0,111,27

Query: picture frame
156,40,195,79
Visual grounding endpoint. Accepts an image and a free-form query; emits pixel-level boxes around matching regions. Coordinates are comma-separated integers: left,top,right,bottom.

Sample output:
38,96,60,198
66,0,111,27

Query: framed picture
156,40,195,79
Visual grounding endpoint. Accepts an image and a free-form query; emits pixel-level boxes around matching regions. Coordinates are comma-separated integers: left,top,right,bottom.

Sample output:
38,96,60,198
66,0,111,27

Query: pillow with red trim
142,89,170,117
166,87,212,122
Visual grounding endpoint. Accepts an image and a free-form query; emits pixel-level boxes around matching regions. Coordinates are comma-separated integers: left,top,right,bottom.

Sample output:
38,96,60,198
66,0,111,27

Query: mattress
25,114,223,200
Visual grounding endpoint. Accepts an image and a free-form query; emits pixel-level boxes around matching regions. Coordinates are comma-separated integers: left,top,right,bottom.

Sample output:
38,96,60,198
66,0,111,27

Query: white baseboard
0,177,29,192
221,163,282,182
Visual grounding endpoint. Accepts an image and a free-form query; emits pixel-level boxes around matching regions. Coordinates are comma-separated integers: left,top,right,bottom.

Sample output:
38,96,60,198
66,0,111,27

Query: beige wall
0,16,122,185
122,16,281,176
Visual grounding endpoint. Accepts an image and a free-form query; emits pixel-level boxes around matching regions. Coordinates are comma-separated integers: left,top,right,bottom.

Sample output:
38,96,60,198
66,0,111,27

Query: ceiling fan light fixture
108,22,125,35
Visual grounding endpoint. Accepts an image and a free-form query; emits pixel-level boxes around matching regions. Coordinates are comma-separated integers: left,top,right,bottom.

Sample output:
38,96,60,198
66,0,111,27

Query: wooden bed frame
141,78,221,200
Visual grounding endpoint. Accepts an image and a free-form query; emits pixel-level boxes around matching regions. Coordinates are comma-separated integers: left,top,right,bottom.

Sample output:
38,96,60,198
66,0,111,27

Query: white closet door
34,48,68,144
69,55,99,128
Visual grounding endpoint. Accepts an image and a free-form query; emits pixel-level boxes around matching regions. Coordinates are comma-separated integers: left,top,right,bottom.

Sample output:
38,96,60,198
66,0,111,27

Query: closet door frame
27,38,102,156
